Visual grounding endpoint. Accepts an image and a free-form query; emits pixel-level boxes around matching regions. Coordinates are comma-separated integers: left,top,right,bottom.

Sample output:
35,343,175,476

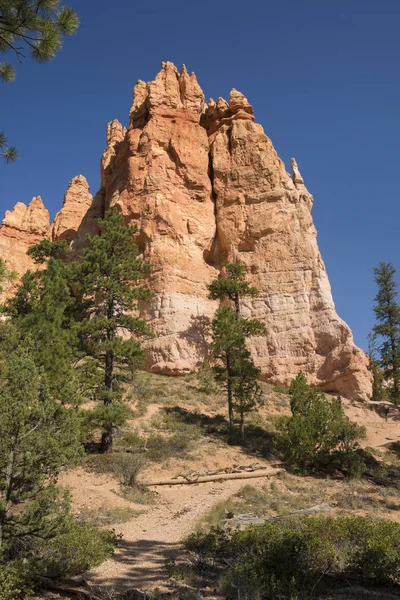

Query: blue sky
1,0,400,350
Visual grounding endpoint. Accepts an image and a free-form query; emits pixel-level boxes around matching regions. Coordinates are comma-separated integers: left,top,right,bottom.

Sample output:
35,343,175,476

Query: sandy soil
86,471,277,592
57,392,400,594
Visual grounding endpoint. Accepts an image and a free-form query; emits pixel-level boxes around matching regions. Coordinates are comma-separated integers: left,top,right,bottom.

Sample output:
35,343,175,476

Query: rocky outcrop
51,175,93,246
204,90,370,400
100,62,218,374
0,62,372,400
0,197,50,296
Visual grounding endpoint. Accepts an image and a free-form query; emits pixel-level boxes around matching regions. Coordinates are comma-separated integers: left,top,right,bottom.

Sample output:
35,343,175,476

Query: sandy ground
57,395,400,594
86,472,277,592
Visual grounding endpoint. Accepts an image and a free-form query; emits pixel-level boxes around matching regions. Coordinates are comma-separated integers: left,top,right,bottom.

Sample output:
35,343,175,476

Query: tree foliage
74,208,152,452
372,262,400,404
0,130,17,162
0,0,80,162
208,262,266,440
3,242,81,405
186,516,400,599
208,261,259,319
275,373,365,474
0,334,83,561
0,0,79,77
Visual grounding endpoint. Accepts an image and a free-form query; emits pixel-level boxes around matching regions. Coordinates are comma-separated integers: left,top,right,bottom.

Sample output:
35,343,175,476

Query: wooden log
141,468,282,487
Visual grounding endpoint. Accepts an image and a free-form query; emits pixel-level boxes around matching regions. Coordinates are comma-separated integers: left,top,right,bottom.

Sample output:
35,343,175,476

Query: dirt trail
86,472,275,592
58,394,400,594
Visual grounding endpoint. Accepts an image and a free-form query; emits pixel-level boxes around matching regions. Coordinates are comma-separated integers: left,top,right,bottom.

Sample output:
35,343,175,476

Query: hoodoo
0,62,372,400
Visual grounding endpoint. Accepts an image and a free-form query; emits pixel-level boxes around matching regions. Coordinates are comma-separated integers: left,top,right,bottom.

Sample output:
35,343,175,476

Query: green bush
0,561,33,600
38,523,117,577
185,516,400,598
0,523,117,598
275,373,365,475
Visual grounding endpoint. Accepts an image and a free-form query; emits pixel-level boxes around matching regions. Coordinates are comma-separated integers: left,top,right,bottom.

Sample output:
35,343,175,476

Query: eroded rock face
51,175,93,246
204,90,371,399
100,61,218,374
0,196,50,297
0,62,372,399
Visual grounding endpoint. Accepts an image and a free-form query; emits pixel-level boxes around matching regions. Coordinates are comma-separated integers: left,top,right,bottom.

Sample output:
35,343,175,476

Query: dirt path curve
87,474,274,593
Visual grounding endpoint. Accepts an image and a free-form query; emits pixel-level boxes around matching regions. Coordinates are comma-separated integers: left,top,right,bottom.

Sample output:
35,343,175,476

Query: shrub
86,452,145,486
185,516,400,598
0,523,117,598
112,453,146,487
0,561,33,600
275,373,365,475
145,432,193,462
38,523,117,577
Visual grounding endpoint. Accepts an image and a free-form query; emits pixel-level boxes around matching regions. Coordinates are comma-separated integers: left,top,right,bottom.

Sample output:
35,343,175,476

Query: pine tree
0,131,17,163
75,208,152,453
209,261,266,440
372,262,400,404
208,261,259,319
0,332,82,559
276,372,365,474
3,240,80,405
231,353,262,442
0,0,80,162
367,332,386,402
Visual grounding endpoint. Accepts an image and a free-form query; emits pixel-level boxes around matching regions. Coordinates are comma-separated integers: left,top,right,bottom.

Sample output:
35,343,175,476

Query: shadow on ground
367,401,400,422
90,538,182,591
164,405,277,459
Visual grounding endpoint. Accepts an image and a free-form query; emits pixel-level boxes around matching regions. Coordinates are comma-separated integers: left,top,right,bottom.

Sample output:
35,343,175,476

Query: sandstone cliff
0,62,372,400
0,196,50,297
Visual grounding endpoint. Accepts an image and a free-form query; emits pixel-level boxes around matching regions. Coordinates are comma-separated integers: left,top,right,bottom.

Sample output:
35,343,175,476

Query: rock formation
0,196,50,297
51,175,93,246
0,62,372,400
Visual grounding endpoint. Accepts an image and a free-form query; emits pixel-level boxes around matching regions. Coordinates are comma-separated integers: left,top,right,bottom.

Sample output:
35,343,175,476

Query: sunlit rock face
0,196,50,298
0,62,372,400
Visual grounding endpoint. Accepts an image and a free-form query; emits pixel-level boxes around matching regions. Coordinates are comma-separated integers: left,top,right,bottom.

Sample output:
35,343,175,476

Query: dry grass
76,505,142,526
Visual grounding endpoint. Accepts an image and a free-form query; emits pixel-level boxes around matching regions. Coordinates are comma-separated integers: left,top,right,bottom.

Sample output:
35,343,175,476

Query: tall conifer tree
372,262,400,404
75,208,152,453
3,240,80,405
208,262,266,440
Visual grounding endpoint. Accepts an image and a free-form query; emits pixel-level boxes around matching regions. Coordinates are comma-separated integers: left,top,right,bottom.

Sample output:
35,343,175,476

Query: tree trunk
234,291,240,320
100,422,113,454
240,409,245,442
0,443,16,554
101,348,114,453
226,356,235,440
101,297,116,453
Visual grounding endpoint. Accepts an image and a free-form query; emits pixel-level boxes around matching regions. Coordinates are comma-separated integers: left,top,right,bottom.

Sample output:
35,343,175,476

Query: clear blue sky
1,0,400,351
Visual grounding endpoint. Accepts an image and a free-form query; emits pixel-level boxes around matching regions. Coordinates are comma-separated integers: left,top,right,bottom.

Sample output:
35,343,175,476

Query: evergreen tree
75,208,152,453
208,261,266,440
276,372,365,474
0,0,80,162
208,261,259,319
0,333,82,559
372,262,400,404
3,240,80,405
0,131,17,163
210,307,265,440
231,353,262,441
367,332,386,402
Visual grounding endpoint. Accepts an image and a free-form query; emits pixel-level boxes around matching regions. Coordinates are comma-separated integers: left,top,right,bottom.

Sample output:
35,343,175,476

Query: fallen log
141,468,282,486
228,502,333,528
